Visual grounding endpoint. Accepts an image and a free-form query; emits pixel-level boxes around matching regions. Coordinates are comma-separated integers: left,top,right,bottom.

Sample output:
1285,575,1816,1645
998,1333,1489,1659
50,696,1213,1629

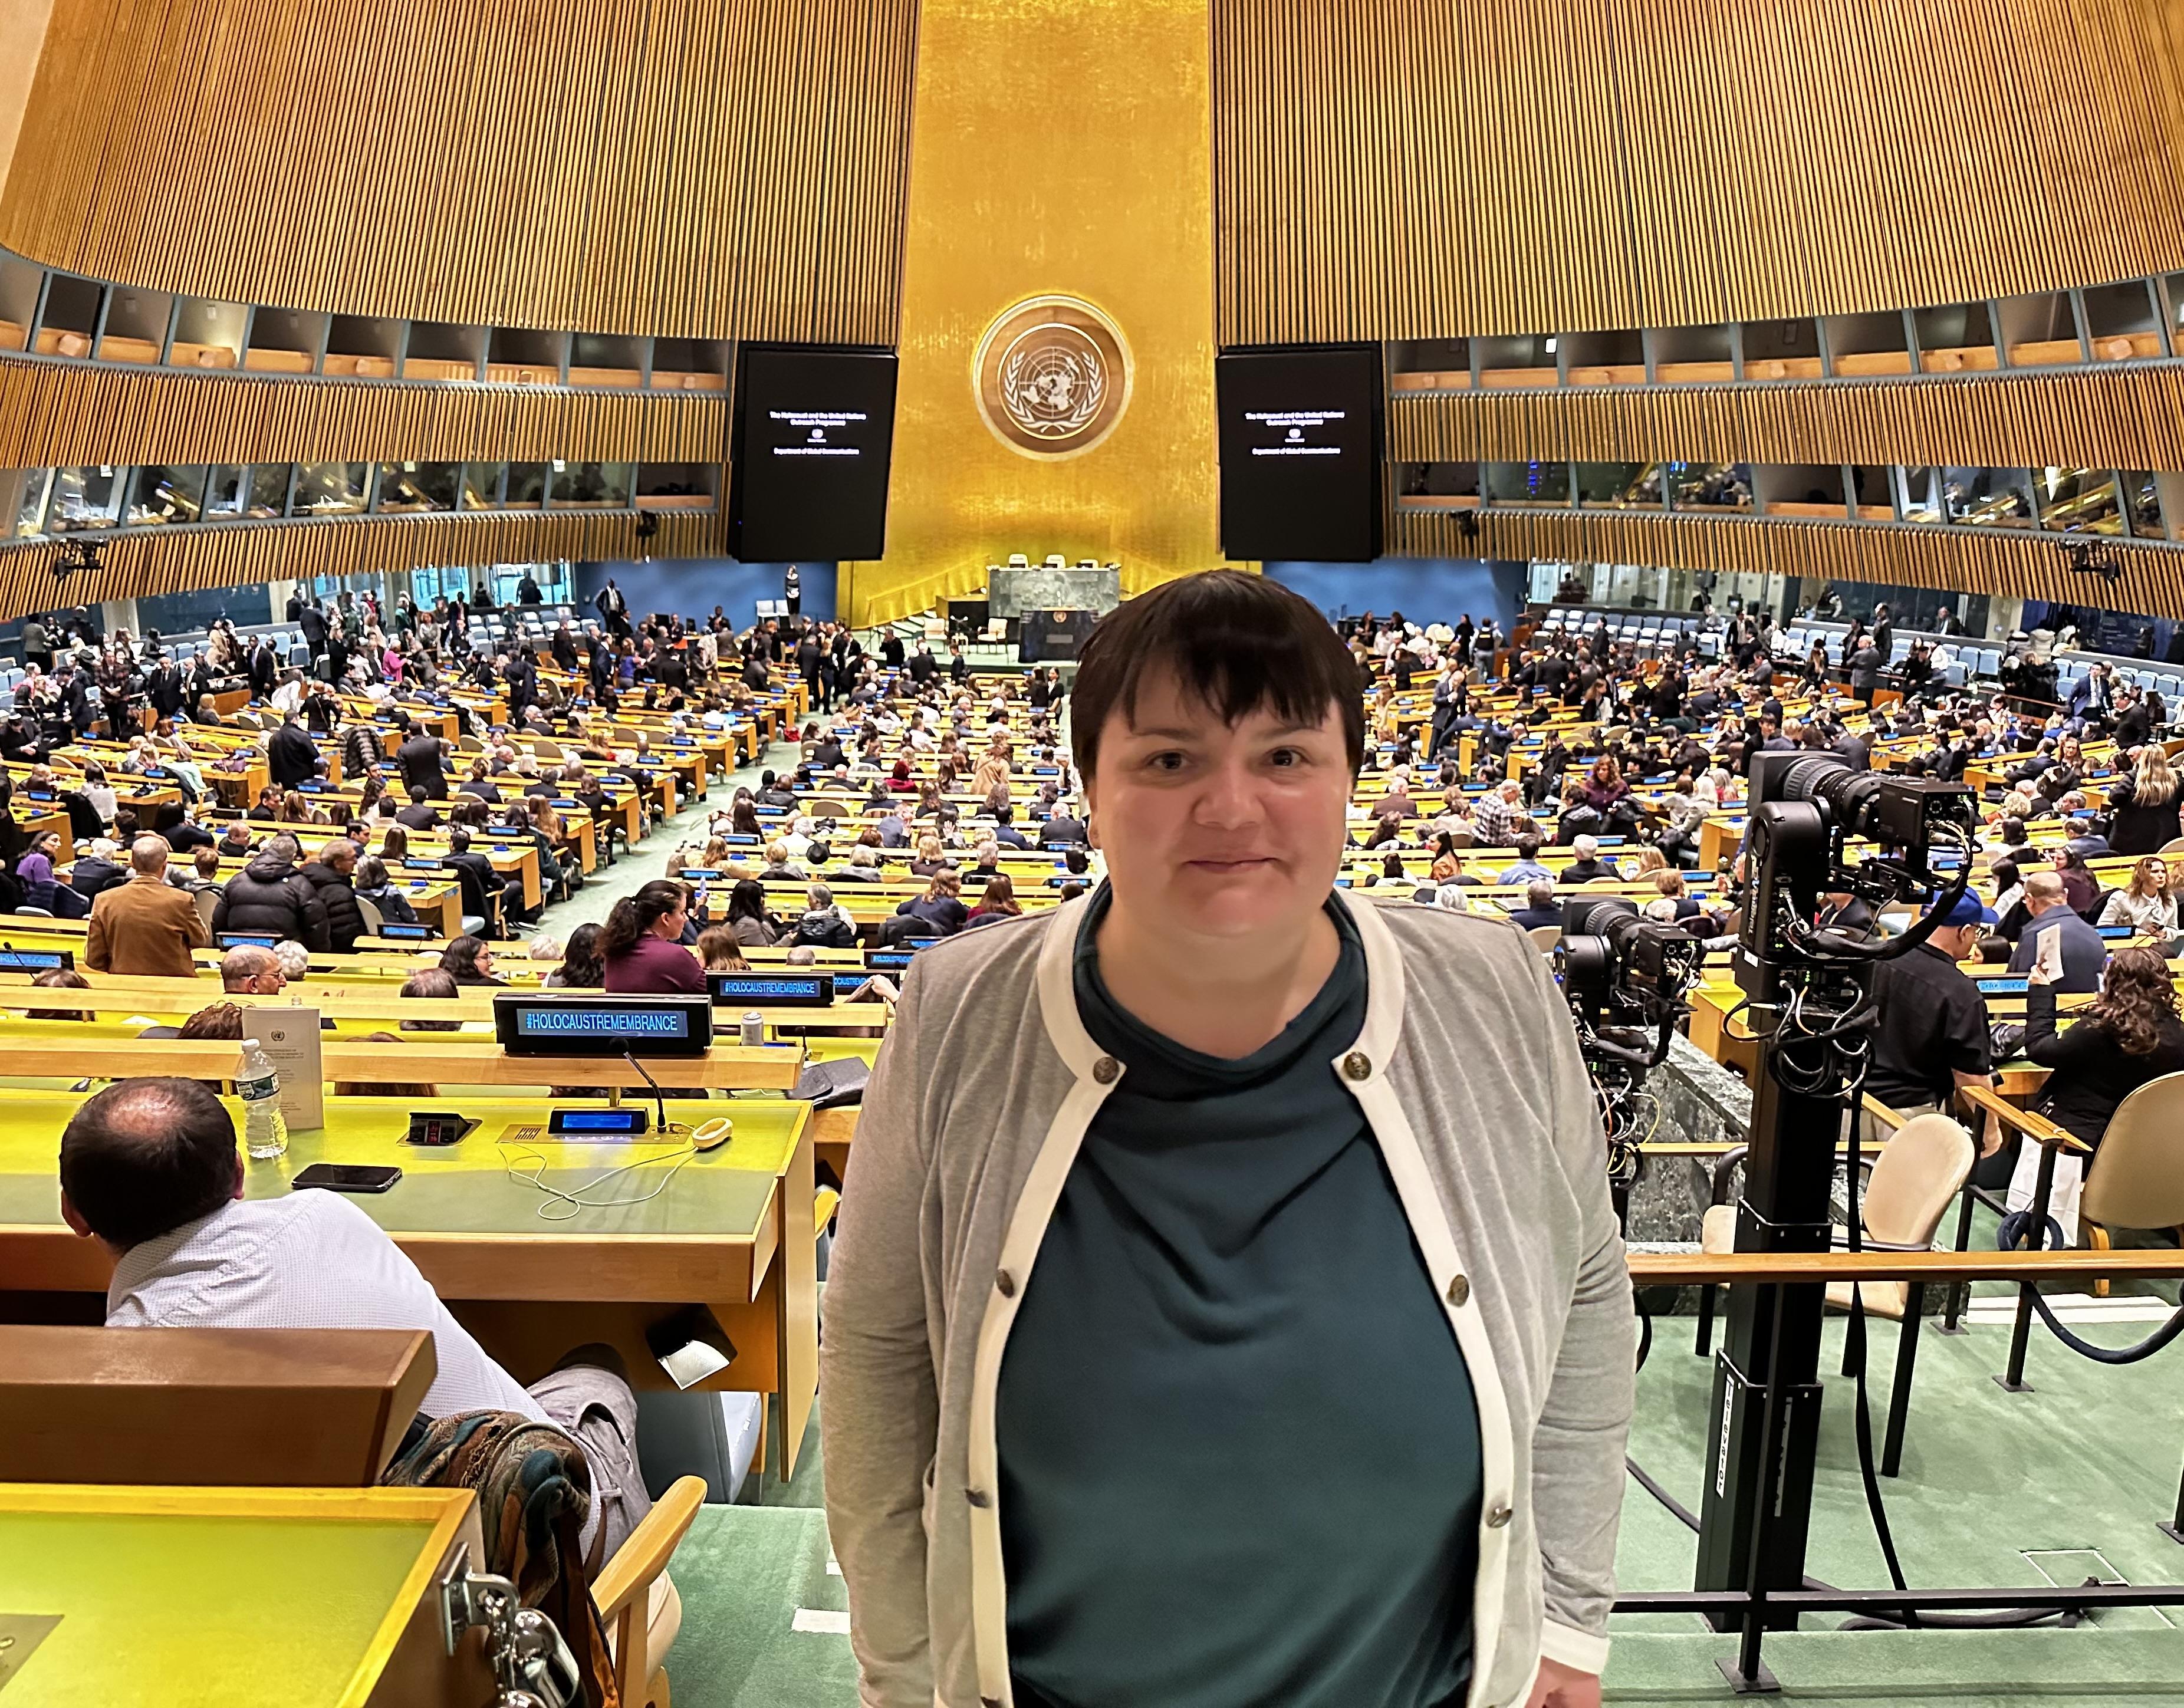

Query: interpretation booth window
126,465,210,526
551,462,633,509
206,464,292,521
47,466,123,532
1216,345,1382,561
729,344,898,561
294,462,369,516
374,462,460,514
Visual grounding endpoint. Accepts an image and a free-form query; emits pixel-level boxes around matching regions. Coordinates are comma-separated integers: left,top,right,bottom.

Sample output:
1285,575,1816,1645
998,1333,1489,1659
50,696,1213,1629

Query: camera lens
1779,754,1880,837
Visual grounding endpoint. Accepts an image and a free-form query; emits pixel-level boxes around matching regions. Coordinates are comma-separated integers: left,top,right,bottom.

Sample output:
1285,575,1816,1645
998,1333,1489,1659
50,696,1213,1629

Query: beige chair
193,887,219,929
1527,925,1563,953
354,894,384,937
595,1476,705,1708
1697,1113,1973,1475
2156,835,2184,859
2078,1072,2184,1291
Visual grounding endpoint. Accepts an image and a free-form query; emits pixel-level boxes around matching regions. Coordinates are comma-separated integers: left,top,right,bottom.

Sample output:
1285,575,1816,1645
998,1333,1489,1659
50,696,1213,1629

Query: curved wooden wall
0,357,723,469
0,509,717,622
1402,509,2184,621
1213,0,2184,343
1389,366,2184,473
1,0,916,341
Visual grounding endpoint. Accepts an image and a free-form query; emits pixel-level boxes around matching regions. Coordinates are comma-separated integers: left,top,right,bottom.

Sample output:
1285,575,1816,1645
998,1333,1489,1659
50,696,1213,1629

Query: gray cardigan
823,890,1634,1708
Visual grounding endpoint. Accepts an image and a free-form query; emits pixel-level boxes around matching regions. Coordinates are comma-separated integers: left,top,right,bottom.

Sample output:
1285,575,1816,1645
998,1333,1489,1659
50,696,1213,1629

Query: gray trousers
530,1362,654,1567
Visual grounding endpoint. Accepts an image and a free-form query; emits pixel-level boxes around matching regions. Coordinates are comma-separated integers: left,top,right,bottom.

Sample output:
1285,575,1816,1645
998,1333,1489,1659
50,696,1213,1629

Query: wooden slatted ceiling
1213,0,2184,343
0,357,723,469
1400,508,2184,621
0,509,718,623
1387,367,2184,473
0,0,916,341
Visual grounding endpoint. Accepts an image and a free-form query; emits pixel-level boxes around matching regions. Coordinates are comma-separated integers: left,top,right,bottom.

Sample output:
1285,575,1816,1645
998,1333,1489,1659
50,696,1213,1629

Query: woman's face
2149,860,2168,892
475,948,496,976
1086,669,1350,945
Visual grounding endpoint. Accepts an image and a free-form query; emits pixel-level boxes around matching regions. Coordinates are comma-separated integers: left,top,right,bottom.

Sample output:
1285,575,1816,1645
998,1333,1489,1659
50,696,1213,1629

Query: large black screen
729,345,897,561
1216,346,1382,561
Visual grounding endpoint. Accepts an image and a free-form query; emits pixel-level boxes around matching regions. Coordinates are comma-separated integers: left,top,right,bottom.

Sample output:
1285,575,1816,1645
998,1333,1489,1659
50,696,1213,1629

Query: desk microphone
624,1048,669,1136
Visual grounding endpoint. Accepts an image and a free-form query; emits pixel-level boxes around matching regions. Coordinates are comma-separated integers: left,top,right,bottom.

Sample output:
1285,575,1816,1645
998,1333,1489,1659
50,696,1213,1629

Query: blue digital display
1976,978,2030,996
680,868,722,880
708,973,835,1006
516,1006,693,1037
724,834,759,846
378,923,431,939
864,951,915,970
404,858,444,871
217,933,279,948
554,1108,648,1132
0,949,69,969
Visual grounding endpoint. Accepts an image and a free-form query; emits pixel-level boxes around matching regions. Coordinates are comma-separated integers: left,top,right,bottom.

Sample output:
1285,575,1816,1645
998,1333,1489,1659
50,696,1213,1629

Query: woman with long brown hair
2098,856,2179,936
2009,944,2184,1241
968,871,1023,923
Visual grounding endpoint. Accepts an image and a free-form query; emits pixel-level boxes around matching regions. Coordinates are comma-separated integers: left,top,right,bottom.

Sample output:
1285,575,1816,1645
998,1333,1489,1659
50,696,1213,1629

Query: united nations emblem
973,294,1132,459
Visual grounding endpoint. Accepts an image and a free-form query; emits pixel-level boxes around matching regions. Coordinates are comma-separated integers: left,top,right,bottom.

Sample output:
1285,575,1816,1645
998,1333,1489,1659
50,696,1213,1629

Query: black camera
1555,896,1703,1150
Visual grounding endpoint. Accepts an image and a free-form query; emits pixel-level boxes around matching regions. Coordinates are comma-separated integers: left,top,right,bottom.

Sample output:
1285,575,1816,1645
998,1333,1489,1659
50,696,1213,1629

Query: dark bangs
1071,571,1364,776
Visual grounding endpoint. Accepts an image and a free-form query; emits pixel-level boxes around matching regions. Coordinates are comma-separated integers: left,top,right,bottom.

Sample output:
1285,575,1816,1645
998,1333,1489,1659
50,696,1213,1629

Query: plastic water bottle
741,1012,766,1048
238,1038,288,1161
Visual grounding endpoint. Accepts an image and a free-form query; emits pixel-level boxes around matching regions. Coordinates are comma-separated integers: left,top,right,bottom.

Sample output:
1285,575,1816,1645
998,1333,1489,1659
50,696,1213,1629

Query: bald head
129,835,169,877
220,945,284,994
2024,871,2067,914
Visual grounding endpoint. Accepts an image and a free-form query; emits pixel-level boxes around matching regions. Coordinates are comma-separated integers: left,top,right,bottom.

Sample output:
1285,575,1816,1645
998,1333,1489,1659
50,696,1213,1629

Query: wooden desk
0,1037,804,1090
0,1483,492,1707
0,1090,821,1477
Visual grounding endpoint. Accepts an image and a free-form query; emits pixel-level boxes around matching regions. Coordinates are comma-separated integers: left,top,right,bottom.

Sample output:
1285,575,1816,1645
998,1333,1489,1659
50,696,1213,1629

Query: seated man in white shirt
58,1076,651,1562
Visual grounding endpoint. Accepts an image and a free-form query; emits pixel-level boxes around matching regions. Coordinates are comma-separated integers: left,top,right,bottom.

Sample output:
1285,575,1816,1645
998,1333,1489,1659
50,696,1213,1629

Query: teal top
996,884,1481,1708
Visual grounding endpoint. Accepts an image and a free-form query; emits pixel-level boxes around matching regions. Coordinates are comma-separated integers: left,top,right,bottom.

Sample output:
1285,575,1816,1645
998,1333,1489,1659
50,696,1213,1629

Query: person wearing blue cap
1863,888,2003,1150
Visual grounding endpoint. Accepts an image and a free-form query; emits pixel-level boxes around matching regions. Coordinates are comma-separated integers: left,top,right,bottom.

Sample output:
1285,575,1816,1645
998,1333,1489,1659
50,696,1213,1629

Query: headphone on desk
500,1115,734,1222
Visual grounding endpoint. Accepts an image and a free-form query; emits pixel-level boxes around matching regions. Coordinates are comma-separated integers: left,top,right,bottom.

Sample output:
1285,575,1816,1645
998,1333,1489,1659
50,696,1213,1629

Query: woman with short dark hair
826,571,1629,1708
438,935,504,986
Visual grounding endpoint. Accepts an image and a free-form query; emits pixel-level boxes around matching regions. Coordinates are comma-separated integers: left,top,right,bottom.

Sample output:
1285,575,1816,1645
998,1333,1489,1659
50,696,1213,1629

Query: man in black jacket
396,788,440,831
551,621,580,674
446,827,520,933
68,838,129,904
210,835,331,951
267,713,320,788
397,725,451,801
298,838,367,953
249,640,279,700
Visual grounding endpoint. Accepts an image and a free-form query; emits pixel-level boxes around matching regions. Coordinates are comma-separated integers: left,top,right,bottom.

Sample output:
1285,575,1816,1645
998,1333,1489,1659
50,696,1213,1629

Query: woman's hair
731,799,762,837
696,926,749,972
278,790,311,822
177,1000,246,1039
915,832,942,862
2088,946,2180,1056
2133,746,2179,808
379,824,409,861
600,879,689,960
1367,812,1402,848
1591,755,1624,788
764,838,790,867
1068,570,1366,776
438,936,494,982
1989,858,2021,897
556,923,604,988
976,873,1021,916
724,877,771,925
924,867,961,900
1635,846,1668,876
26,967,92,1021
353,854,390,891
1382,851,1407,878
1650,869,1688,897
2128,855,2170,900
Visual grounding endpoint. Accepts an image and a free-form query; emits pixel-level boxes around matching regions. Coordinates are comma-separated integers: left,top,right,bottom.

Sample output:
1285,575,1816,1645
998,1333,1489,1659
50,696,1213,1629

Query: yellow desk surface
0,1483,485,1707
0,1091,821,1476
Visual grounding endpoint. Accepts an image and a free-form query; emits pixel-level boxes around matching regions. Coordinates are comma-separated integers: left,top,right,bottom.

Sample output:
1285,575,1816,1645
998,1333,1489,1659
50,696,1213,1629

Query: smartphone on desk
292,1163,403,1194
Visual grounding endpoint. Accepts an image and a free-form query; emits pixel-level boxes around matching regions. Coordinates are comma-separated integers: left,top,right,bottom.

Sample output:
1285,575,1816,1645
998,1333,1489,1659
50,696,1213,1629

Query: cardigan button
995,1269,1017,1298
1486,1500,1513,1529
1092,1055,1120,1084
965,1487,990,1508
1343,1051,1371,1081
1446,1273,1470,1308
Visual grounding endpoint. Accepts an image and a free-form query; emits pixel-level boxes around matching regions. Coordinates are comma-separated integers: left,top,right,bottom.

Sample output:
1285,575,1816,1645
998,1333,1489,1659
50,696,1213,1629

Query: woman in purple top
15,828,60,895
600,878,707,994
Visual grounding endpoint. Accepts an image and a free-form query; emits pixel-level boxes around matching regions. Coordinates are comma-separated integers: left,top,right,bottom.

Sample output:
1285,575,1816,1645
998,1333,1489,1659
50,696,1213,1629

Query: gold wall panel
0,0,57,193
1389,368,2184,473
0,0,915,340
0,510,718,623
845,0,1221,628
0,358,723,469
1214,0,2184,342
1401,508,2184,621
